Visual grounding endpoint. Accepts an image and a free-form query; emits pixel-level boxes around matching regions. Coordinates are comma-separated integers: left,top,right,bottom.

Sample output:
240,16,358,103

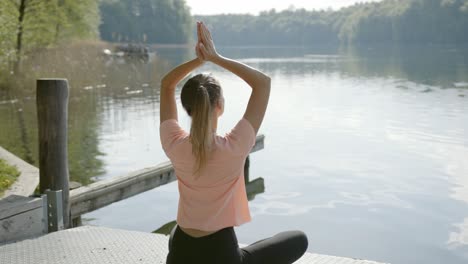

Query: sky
185,0,382,15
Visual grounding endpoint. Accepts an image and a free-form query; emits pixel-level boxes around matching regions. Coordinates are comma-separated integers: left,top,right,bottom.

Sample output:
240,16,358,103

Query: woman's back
160,118,256,231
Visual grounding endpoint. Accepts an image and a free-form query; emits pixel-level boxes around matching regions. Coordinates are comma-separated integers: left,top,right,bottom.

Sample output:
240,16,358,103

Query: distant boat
101,44,153,63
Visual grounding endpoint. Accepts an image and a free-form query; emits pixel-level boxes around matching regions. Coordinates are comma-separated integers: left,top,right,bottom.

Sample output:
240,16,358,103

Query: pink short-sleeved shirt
160,118,256,231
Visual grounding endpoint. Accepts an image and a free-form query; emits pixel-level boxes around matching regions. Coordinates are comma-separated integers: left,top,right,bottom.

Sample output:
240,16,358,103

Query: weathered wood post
37,79,70,228
244,156,250,183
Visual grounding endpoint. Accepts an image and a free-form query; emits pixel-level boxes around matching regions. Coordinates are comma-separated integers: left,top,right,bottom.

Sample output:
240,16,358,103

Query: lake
1,44,467,264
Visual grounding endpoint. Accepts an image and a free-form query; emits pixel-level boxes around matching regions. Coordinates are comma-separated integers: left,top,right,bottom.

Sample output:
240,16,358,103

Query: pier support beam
37,78,70,228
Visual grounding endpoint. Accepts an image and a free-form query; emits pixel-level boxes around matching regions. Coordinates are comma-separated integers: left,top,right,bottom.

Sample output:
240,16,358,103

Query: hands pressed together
195,21,219,62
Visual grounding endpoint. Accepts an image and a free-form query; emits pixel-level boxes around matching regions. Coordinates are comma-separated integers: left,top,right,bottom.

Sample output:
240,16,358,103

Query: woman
160,21,308,264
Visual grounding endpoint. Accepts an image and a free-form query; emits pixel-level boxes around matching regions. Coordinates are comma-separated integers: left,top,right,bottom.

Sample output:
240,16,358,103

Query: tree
0,0,100,73
54,0,100,42
0,1,19,68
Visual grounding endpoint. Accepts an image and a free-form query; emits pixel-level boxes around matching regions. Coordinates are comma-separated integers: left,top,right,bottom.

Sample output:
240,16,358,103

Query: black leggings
166,224,308,264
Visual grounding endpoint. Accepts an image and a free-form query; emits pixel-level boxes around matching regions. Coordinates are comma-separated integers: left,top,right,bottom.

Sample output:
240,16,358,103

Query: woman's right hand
196,21,220,62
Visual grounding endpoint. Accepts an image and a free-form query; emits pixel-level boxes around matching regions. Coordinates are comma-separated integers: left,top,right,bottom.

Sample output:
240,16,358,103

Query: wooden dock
0,225,388,264
0,134,264,243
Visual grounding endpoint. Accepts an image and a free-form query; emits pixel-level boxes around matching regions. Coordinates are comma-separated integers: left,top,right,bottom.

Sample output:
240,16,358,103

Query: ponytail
190,86,213,177
181,74,222,180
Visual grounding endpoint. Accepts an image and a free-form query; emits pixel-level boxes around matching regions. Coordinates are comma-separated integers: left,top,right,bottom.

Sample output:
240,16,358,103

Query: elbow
160,76,172,91
249,73,271,92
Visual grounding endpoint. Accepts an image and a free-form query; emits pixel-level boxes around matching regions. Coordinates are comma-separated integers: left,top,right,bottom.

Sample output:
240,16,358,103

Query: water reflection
248,188,413,217
448,218,468,249
0,42,169,184
338,45,468,89
216,45,467,263
1,44,468,264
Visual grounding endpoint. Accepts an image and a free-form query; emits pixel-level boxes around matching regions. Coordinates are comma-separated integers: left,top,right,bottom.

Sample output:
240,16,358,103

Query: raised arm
197,22,271,135
159,58,204,123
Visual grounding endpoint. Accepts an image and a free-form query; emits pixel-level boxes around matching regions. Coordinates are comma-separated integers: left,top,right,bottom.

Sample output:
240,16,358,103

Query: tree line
196,0,468,46
1,0,467,74
99,0,192,44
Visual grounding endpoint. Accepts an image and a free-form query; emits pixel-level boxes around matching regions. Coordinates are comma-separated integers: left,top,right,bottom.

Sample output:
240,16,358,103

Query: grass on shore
0,158,20,196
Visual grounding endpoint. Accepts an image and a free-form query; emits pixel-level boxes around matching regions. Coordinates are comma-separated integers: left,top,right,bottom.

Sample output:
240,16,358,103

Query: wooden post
37,79,70,228
244,155,250,183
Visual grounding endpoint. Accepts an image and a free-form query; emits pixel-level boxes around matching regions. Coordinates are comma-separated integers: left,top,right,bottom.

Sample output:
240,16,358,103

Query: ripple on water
448,218,468,248
453,82,468,88
250,188,414,217
239,54,344,64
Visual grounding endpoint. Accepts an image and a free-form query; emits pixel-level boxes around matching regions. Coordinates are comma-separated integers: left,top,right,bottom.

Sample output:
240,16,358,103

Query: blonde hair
181,74,221,178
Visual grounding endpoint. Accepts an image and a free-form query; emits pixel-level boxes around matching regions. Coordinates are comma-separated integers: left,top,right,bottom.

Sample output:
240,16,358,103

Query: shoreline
0,146,39,199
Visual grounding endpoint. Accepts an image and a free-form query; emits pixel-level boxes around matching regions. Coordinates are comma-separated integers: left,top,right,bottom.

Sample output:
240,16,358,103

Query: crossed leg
239,230,309,264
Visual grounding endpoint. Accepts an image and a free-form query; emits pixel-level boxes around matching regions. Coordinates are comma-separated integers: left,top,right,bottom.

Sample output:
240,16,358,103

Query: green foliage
197,0,468,46
0,1,19,67
346,0,468,44
56,0,101,41
22,1,60,50
99,0,193,44
0,0,101,75
0,159,20,196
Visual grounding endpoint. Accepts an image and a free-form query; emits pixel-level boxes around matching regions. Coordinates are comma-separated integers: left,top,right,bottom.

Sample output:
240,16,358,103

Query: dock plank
0,226,388,264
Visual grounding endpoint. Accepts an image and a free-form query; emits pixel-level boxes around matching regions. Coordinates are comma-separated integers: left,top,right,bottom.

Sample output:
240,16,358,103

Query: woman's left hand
195,22,205,61
196,21,219,62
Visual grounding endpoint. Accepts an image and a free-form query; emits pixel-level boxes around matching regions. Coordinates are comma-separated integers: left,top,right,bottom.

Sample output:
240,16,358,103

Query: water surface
1,45,467,264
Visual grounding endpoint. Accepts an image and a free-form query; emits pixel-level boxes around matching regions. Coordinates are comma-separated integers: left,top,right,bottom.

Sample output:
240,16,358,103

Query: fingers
196,22,206,60
197,42,208,60
203,22,212,40
201,22,211,43
198,42,208,55
195,45,203,60
196,21,216,61
197,21,206,43
200,23,214,51
197,22,209,42
197,21,202,44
